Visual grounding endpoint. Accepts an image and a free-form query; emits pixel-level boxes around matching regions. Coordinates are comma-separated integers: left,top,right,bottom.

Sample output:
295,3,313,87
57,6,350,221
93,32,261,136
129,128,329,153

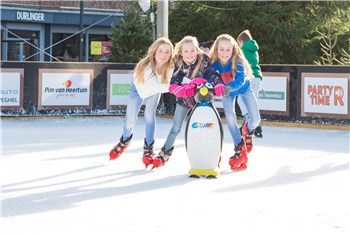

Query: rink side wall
1,62,349,126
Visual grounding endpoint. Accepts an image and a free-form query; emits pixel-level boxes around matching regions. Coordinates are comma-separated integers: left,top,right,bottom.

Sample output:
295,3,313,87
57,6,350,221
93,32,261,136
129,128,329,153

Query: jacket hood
241,39,259,52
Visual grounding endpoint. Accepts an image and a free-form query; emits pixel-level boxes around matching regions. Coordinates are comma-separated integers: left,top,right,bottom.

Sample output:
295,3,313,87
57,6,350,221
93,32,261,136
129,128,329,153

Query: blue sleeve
227,62,245,90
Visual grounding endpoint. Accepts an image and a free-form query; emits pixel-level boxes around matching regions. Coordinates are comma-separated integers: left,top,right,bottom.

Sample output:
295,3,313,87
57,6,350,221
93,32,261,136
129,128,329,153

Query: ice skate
240,122,255,153
151,146,174,170
254,126,263,138
109,135,132,160
229,140,248,171
142,140,155,168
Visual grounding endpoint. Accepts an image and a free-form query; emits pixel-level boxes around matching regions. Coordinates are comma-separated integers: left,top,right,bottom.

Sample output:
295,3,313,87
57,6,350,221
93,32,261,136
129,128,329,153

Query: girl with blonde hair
152,35,225,169
209,34,260,171
109,37,174,168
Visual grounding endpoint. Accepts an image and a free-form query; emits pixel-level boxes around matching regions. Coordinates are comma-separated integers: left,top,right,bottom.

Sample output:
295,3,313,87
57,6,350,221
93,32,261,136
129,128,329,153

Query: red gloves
214,84,225,97
189,78,207,87
169,84,195,98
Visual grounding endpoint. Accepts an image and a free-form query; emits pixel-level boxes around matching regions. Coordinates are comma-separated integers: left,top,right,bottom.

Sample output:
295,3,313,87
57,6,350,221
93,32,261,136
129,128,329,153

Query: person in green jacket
237,30,263,138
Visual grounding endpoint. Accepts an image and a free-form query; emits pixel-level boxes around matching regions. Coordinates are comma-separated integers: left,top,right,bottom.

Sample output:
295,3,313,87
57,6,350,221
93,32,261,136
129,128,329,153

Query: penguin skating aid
185,82,223,178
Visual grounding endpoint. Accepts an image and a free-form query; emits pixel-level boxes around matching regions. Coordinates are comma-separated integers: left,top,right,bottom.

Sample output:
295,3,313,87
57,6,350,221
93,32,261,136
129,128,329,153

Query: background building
0,1,129,62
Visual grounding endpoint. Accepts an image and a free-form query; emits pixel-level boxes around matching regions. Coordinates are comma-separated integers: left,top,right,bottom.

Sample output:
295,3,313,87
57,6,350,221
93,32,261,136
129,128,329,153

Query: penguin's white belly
185,105,222,170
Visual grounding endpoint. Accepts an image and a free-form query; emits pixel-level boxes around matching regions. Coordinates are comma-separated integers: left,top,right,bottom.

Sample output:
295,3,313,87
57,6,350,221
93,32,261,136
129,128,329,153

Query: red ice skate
109,135,132,160
151,146,174,170
229,140,248,170
142,140,155,168
240,122,254,153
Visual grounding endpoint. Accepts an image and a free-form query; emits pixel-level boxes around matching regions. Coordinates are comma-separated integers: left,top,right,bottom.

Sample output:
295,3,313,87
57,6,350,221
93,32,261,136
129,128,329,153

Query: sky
1,116,349,235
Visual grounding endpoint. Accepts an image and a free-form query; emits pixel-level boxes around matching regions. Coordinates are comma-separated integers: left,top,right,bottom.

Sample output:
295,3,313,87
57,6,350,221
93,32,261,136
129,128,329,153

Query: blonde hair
173,36,204,79
134,37,174,84
209,34,253,79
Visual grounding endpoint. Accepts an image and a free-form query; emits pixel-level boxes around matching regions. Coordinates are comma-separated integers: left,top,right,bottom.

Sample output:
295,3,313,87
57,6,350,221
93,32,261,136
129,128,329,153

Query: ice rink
1,116,349,235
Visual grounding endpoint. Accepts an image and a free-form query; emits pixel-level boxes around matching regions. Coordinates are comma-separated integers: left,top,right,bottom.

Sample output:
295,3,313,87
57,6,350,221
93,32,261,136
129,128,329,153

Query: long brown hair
209,34,253,79
173,36,204,79
134,37,174,84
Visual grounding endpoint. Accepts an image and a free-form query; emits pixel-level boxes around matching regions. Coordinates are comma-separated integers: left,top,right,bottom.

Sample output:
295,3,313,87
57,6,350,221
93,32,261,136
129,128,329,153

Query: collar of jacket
184,57,198,66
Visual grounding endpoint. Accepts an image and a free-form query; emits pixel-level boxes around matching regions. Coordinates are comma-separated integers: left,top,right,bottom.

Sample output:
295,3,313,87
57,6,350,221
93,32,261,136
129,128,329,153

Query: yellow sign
91,41,102,55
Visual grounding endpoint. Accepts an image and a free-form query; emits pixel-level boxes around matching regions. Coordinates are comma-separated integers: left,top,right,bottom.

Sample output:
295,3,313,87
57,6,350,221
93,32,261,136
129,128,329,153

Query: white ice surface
1,116,349,235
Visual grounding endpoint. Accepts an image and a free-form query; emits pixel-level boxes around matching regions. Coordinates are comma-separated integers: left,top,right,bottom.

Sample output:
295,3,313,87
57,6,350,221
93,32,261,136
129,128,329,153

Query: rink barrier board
0,62,349,126
1,114,348,131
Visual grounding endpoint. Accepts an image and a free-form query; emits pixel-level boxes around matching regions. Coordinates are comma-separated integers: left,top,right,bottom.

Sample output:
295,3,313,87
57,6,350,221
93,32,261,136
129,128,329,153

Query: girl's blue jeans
163,103,191,151
222,87,261,147
122,83,161,146
237,77,262,127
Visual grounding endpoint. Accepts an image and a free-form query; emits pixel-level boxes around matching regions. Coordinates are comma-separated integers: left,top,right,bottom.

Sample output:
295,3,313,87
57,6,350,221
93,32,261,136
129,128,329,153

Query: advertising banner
0,68,24,110
213,72,289,115
91,41,112,55
91,41,102,55
102,42,112,55
106,70,133,109
301,73,349,119
258,72,290,115
38,69,93,110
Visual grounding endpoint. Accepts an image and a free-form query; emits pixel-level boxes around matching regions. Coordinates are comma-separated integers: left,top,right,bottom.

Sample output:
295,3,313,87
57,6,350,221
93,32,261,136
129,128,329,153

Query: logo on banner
62,80,72,88
0,89,19,103
112,84,130,96
258,90,285,100
307,85,344,106
43,80,88,100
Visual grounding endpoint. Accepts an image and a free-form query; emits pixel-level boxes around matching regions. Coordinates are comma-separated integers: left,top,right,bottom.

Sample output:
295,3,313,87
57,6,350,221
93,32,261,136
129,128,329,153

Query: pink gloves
169,79,224,98
189,78,207,87
214,84,225,97
169,84,195,98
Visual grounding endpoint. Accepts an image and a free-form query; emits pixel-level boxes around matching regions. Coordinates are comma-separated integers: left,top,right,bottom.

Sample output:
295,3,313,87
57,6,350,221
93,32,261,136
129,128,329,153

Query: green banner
112,84,130,96
258,90,285,100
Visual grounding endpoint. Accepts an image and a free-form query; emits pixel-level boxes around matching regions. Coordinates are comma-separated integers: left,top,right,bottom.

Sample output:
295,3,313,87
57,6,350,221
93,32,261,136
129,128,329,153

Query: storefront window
52,33,80,62
5,30,39,61
88,34,110,62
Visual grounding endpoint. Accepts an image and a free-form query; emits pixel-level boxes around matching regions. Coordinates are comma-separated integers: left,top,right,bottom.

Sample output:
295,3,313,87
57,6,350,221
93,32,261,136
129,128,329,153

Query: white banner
109,73,133,106
303,76,348,115
258,75,288,112
0,72,21,107
41,72,91,106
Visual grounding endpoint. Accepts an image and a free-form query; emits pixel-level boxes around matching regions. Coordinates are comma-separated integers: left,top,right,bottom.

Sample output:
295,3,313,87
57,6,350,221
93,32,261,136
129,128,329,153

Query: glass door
6,30,40,61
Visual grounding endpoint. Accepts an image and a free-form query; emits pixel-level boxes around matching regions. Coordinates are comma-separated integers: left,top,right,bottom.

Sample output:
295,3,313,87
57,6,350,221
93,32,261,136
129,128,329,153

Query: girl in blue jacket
152,35,225,169
210,34,260,170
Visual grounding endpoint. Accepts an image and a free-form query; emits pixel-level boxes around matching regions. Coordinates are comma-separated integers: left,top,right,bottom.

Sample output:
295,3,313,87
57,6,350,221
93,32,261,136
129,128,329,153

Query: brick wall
1,0,130,11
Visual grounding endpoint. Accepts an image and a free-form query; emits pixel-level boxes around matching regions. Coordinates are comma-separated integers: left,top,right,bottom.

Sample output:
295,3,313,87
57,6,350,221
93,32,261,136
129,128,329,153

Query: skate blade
230,163,247,171
109,156,118,161
149,165,158,171
144,163,151,170
142,159,153,169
